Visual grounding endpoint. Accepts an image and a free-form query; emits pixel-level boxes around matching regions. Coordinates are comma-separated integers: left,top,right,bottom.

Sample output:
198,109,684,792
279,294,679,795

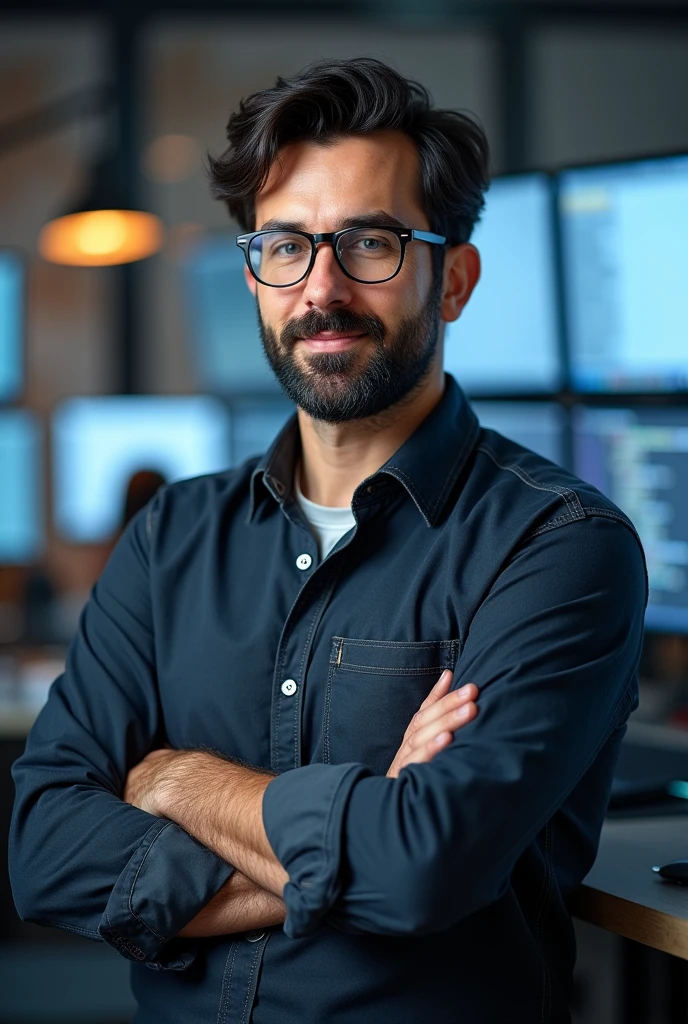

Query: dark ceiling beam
495,14,529,175
111,13,142,395
1,1,688,20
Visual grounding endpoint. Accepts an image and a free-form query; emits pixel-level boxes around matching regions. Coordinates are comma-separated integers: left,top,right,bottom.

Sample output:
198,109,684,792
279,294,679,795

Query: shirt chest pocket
322,636,460,776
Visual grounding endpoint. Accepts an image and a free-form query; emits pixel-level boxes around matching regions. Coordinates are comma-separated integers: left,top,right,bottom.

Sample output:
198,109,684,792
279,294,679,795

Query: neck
297,361,445,507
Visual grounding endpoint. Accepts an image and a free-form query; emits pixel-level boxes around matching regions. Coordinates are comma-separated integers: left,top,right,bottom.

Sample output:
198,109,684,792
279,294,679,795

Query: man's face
247,131,444,423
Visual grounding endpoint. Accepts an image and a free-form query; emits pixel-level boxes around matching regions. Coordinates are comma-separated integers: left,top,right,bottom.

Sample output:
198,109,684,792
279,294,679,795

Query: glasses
236,225,446,288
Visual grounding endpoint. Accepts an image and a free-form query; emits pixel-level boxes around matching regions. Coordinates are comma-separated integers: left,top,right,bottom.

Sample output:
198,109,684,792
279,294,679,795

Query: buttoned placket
269,482,394,776
218,932,270,1024
269,498,354,776
217,492,370,1024
220,482,396,1022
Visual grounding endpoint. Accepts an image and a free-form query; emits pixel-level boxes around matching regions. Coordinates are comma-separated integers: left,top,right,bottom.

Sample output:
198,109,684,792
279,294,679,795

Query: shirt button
281,679,297,696
246,929,266,942
296,553,312,570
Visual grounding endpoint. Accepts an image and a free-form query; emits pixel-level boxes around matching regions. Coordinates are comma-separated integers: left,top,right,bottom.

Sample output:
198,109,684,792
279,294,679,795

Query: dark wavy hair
207,57,490,245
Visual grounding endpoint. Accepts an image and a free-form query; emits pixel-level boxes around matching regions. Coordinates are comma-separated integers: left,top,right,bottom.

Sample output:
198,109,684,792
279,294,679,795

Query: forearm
177,871,286,938
146,751,289,897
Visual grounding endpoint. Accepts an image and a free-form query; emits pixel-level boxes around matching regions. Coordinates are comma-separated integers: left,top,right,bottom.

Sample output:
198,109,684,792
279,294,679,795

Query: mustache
280,309,386,347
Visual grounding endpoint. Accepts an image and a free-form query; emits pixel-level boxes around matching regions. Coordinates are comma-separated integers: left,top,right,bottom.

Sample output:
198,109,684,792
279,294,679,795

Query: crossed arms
121,670,478,938
9,510,645,959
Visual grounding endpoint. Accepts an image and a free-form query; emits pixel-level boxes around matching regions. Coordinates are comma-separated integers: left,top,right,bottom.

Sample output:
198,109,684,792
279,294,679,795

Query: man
11,59,646,1023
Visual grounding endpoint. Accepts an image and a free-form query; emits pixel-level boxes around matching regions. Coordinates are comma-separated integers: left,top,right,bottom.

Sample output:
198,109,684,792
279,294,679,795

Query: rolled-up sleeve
263,516,647,939
10,500,233,969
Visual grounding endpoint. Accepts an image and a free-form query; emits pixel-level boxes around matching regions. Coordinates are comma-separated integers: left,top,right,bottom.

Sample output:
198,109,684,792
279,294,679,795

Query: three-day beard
257,277,443,423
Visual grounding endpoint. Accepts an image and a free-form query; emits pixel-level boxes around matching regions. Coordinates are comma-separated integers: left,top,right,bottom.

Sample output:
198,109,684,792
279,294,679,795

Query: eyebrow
257,210,407,232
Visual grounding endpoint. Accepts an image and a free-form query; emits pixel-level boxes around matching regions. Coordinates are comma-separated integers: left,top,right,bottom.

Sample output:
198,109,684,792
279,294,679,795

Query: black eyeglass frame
235,226,447,287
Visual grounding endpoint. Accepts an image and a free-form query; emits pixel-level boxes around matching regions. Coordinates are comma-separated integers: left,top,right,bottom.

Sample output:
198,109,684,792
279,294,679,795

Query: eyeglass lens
247,228,403,286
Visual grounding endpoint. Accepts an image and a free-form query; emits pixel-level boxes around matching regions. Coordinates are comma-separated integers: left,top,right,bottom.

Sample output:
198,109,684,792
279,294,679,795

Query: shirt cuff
98,818,234,970
262,762,370,938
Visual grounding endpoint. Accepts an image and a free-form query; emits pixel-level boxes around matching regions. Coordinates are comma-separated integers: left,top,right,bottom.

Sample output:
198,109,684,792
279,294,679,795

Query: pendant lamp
39,150,164,267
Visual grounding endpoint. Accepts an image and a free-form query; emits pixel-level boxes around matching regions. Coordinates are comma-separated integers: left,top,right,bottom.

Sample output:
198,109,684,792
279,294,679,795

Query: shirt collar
249,411,301,519
249,374,479,527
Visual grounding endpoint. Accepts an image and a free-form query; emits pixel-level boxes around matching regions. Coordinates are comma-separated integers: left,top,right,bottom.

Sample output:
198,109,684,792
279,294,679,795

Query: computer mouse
652,860,688,884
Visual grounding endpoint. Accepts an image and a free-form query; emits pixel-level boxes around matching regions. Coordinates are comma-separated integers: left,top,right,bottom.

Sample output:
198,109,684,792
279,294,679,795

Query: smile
300,332,367,352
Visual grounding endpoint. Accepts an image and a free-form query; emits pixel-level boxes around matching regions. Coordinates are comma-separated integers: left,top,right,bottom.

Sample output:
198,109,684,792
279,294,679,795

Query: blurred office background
2,1,688,1021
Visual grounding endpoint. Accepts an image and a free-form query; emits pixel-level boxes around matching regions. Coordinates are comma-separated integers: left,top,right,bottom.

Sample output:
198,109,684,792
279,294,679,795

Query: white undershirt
294,473,356,560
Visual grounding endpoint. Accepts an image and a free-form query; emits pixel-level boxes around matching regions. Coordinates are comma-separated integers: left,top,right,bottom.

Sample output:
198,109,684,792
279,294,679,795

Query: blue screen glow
182,236,280,395
52,396,232,542
473,401,566,466
560,154,688,392
444,174,561,395
0,251,23,403
0,410,43,563
573,406,688,633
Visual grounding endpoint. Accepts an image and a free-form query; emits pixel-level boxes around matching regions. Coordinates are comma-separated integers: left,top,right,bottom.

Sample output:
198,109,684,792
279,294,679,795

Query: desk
572,815,688,959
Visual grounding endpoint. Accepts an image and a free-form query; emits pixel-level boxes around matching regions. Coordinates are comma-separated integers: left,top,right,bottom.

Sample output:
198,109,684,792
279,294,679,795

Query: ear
440,243,480,324
244,264,257,297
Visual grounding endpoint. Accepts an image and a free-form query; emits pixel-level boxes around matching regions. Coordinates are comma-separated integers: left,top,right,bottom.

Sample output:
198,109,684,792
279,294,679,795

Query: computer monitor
182,234,281,395
0,250,24,404
444,173,562,395
230,399,295,466
572,406,688,633
473,402,566,466
559,153,688,392
52,396,232,543
0,410,43,563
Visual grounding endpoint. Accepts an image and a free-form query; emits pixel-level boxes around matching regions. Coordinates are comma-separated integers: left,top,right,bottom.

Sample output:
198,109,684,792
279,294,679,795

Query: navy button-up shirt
11,376,647,1024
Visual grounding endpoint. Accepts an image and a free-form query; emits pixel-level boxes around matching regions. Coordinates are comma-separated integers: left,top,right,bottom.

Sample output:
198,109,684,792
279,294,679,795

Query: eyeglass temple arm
410,230,447,245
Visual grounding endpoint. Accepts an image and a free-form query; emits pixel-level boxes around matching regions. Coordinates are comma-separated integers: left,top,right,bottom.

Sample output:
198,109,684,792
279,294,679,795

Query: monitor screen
473,402,566,466
0,410,43,563
572,406,688,633
230,399,295,466
182,234,281,395
0,250,24,403
560,154,688,392
444,173,561,395
53,396,232,543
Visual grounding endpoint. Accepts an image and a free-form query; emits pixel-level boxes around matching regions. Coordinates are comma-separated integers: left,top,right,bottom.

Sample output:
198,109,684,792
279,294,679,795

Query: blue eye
276,242,302,257
344,235,391,253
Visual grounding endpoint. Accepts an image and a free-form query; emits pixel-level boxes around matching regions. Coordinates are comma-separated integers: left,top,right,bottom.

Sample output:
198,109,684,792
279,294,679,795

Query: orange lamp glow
39,208,164,267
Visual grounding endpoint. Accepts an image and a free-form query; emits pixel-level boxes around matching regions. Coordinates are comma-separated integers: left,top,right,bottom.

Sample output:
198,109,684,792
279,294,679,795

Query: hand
123,747,180,815
386,670,478,778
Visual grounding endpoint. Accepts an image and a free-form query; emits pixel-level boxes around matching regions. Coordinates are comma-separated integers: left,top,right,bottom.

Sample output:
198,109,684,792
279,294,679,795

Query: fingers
418,669,454,712
387,675,479,778
396,701,478,775
415,681,478,732
411,699,478,753
390,683,479,774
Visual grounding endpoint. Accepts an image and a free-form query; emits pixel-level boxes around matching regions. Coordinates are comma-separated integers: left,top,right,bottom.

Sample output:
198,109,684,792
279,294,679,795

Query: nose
300,242,354,310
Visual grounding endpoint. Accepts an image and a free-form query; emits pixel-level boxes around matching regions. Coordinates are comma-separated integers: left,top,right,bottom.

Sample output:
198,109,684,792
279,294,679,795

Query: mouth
299,331,367,352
